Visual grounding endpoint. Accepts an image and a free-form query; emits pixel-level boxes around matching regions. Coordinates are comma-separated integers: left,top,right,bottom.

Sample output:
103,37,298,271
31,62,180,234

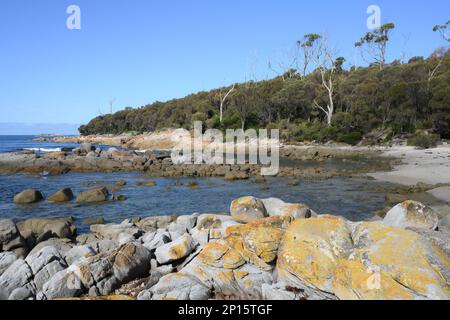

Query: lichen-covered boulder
332,222,450,300
224,216,292,270
178,217,292,299
13,189,44,204
276,215,352,297
155,234,196,265
230,196,268,223
383,201,439,231
261,198,317,219
48,188,74,202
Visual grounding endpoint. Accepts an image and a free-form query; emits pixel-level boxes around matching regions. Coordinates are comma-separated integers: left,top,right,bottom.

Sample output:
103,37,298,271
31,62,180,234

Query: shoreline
368,145,450,203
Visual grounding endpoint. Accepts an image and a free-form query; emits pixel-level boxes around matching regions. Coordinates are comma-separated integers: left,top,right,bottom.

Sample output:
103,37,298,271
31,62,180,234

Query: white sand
369,145,450,202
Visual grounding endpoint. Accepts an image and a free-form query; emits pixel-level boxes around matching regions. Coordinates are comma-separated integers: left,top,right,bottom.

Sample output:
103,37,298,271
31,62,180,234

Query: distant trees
79,25,450,143
355,23,395,70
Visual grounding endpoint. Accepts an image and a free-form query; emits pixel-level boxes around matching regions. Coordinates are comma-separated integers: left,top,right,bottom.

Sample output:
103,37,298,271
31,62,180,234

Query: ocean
0,135,80,153
0,135,393,233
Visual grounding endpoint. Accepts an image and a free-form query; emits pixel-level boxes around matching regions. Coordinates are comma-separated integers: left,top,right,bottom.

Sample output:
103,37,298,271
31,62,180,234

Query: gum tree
355,23,395,70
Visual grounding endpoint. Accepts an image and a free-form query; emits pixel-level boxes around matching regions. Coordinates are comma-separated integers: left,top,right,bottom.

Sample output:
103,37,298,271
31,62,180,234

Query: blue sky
0,0,448,134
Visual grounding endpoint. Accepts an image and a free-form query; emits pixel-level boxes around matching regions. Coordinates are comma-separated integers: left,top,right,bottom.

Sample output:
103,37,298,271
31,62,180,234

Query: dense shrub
407,133,440,149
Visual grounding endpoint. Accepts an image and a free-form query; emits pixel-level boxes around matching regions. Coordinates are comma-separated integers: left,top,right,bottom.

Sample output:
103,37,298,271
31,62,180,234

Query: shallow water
0,171,392,233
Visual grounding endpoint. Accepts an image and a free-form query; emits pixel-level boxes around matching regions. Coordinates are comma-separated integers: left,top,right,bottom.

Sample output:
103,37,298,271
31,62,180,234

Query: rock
190,214,239,245
28,238,74,257
0,219,28,258
0,259,34,300
155,234,196,265
60,243,151,297
136,215,177,232
39,268,83,300
439,214,450,229
137,181,157,187
80,142,94,154
139,273,211,300
25,246,66,275
113,243,152,284
48,188,74,202
262,282,308,300
261,198,317,219
25,246,68,291
141,229,171,251
181,241,273,299
230,196,268,223
333,222,450,300
64,245,97,265
90,222,142,241
383,200,439,231
115,179,127,186
224,171,249,181
17,218,76,247
0,252,17,276
83,217,105,225
76,187,109,203
13,189,44,204
277,215,352,298
179,217,292,299
112,195,128,201
169,214,198,234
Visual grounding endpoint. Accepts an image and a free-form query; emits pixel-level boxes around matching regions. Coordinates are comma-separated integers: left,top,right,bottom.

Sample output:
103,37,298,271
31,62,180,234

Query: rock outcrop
0,197,448,301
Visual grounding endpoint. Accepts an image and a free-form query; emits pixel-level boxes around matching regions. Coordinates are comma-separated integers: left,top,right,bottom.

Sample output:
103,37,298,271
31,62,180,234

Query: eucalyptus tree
355,23,395,70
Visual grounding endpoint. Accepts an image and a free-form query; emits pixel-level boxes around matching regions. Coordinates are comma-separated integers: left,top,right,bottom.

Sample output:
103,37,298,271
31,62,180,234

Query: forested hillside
79,26,450,145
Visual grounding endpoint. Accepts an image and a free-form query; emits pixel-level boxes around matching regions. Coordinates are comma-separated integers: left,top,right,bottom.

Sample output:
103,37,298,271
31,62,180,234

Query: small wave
23,147,62,152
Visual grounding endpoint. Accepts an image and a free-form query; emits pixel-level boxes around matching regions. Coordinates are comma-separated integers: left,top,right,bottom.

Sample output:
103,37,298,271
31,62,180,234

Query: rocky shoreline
0,142,395,180
1,196,449,300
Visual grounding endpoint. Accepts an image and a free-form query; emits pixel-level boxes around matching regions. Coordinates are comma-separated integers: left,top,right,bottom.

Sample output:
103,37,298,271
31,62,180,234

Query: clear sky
0,0,448,134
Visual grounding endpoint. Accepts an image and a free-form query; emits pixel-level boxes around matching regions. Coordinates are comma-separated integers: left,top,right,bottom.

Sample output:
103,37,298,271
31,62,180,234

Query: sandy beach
369,145,450,203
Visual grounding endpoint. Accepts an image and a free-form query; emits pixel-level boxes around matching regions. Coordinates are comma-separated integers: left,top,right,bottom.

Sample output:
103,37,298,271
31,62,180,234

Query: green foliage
79,49,450,144
407,133,440,149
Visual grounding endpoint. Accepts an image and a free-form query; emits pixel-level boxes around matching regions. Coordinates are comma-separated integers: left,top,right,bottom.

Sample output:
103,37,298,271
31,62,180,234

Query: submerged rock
13,189,44,204
48,188,74,202
76,187,109,203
